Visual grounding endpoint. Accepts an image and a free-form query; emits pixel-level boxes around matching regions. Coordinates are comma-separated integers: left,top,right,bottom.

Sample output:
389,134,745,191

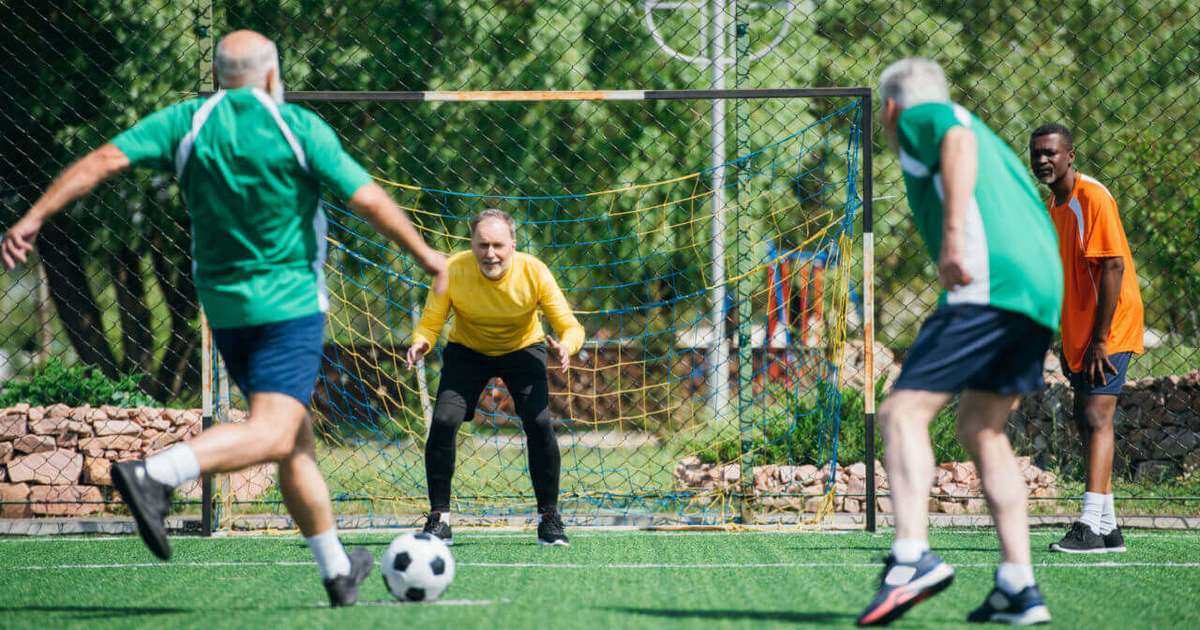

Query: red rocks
674,457,1061,514
8,449,82,485
29,485,103,516
94,420,141,436
79,435,140,455
0,441,12,464
0,483,32,518
14,434,56,454
0,414,26,440
83,457,112,485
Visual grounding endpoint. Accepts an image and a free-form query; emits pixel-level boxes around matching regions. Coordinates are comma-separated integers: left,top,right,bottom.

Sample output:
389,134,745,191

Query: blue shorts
1065,351,1133,396
894,305,1053,395
212,312,326,406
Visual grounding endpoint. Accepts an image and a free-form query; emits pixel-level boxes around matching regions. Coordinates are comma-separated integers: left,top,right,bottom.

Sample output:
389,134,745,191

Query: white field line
0,529,1191,542
9,560,1200,571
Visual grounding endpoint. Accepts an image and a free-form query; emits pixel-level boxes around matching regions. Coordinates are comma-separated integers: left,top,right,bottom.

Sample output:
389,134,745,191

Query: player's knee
428,409,464,437
1082,405,1115,432
521,411,555,436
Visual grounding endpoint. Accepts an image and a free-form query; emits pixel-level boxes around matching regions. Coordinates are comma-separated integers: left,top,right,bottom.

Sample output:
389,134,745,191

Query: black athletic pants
425,342,560,512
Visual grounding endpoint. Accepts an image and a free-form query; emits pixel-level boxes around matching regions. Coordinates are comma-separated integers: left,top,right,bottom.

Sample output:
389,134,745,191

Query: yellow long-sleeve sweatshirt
412,251,586,356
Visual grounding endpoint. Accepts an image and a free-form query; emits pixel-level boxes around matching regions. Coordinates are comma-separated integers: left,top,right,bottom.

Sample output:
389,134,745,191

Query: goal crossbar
192,87,870,102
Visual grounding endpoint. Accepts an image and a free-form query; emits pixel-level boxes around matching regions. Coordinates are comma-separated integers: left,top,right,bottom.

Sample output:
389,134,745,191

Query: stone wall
673,456,1059,514
1013,370,1200,480
0,405,271,517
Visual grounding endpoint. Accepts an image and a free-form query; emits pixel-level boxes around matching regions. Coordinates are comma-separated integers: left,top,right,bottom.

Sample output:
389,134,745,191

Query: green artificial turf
1,529,1197,629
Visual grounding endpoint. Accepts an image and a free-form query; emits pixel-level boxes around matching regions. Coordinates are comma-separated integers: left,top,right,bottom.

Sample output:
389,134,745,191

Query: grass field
2,529,1198,629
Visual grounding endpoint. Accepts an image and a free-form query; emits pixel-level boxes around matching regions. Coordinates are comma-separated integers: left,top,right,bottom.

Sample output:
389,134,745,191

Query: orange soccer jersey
1047,174,1144,373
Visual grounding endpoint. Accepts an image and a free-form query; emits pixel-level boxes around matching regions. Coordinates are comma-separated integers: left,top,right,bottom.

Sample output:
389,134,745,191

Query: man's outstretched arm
2,143,130,269
346,182,448,294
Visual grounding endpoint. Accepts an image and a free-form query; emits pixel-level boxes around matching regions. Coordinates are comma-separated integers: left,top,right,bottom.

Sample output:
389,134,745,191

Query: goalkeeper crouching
407,209,585,546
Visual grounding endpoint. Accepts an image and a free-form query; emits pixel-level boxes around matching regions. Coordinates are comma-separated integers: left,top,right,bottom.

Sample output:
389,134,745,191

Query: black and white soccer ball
381,533,455,602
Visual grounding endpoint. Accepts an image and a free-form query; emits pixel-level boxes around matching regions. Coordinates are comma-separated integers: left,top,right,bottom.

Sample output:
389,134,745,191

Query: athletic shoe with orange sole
857,551,955,626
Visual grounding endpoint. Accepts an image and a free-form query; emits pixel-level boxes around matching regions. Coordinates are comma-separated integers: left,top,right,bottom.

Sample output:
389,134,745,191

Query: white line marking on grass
342,599,507,607
10,560,1200,571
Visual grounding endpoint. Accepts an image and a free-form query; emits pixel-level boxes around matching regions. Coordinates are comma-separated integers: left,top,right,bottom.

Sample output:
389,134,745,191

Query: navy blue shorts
1065,351,1133,396
894,305,1053,395
212,312,326,406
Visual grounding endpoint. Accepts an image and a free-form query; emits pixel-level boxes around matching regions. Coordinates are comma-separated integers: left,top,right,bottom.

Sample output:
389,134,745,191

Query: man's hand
938,236,972,291
1,214,46,270
1083,340,1116,386
546,336,570,374
420,249,449,295
406,340,431,369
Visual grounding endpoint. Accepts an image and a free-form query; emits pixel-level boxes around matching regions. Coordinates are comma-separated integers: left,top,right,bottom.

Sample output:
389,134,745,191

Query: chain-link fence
1,1,1197,526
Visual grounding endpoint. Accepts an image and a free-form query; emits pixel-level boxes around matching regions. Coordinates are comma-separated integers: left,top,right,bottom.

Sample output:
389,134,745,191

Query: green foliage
0,358,156,407
687,379,967,466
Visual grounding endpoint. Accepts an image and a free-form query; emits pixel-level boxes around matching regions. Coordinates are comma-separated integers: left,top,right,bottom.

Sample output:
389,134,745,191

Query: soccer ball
380,533,455,602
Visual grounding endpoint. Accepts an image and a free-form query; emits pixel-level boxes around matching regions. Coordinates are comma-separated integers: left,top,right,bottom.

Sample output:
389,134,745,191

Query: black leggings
425,342,560,512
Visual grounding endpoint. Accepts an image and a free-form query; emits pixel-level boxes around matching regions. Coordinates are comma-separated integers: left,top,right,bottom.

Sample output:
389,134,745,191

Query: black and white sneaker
967,585,1051,625
421,512,453,545
1103,527,1126,553
323,547,374,607
110,460,173,560
1048,521,1105,553
537,510,569,546
857,551,955,626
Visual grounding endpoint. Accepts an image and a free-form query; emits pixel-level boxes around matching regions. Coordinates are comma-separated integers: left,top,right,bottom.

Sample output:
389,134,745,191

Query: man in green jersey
1,30,447,607
856,59,1062,626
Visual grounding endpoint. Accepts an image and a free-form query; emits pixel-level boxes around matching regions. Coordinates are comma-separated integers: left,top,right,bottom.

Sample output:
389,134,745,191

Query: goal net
210,89,871,528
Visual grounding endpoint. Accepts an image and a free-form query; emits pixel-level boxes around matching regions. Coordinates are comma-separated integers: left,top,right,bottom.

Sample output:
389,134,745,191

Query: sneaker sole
1048,543,1108,554
858,563,955,626
538,539,570,546
1103,545,1127,553
988,605,1052,625
110,465,171,561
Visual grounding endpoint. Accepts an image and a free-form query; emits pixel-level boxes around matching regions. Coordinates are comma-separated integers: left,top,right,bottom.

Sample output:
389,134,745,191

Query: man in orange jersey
1030,123,1144,554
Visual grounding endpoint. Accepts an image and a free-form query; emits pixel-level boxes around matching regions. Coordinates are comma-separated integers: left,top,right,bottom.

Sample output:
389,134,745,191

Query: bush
687,378,967,466
0,357,157,407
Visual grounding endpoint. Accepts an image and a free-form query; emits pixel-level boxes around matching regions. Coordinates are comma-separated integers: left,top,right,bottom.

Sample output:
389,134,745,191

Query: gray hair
470,208,517,240
215,39,279,87
878,57,951,110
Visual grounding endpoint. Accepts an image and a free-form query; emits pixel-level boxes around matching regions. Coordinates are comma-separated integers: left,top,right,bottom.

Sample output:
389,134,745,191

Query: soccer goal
202,87,875,531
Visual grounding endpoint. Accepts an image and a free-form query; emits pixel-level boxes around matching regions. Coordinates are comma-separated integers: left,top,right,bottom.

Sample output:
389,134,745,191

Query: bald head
215,30,282,100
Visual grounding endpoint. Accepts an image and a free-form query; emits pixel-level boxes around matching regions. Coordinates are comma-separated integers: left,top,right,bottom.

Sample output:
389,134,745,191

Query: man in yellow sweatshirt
407,208,585,546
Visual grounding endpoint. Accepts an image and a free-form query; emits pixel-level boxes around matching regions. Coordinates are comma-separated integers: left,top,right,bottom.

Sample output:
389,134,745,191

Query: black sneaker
110,460,173,560
422,512,453,545
1103,526,1126,553
323,547,374,607
1048,521,1105,553
857,551,955,626
967,584,1052,625
537,510,569,546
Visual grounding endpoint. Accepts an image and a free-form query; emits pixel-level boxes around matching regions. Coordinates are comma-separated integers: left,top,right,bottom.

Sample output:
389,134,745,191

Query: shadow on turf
1,605,189,619
607,606,857,624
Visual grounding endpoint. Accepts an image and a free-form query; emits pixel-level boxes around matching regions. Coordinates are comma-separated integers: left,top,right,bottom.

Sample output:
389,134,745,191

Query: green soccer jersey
896,102,1063,331
111,87,372,329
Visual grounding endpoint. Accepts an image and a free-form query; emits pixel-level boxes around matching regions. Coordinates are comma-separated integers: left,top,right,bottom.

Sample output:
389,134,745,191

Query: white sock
1099,494,1117,535
305,528,352,580
1079,492,1104,534
891,538,929,564
435,511,452,525
144,444,200,488
996,563,1036,595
